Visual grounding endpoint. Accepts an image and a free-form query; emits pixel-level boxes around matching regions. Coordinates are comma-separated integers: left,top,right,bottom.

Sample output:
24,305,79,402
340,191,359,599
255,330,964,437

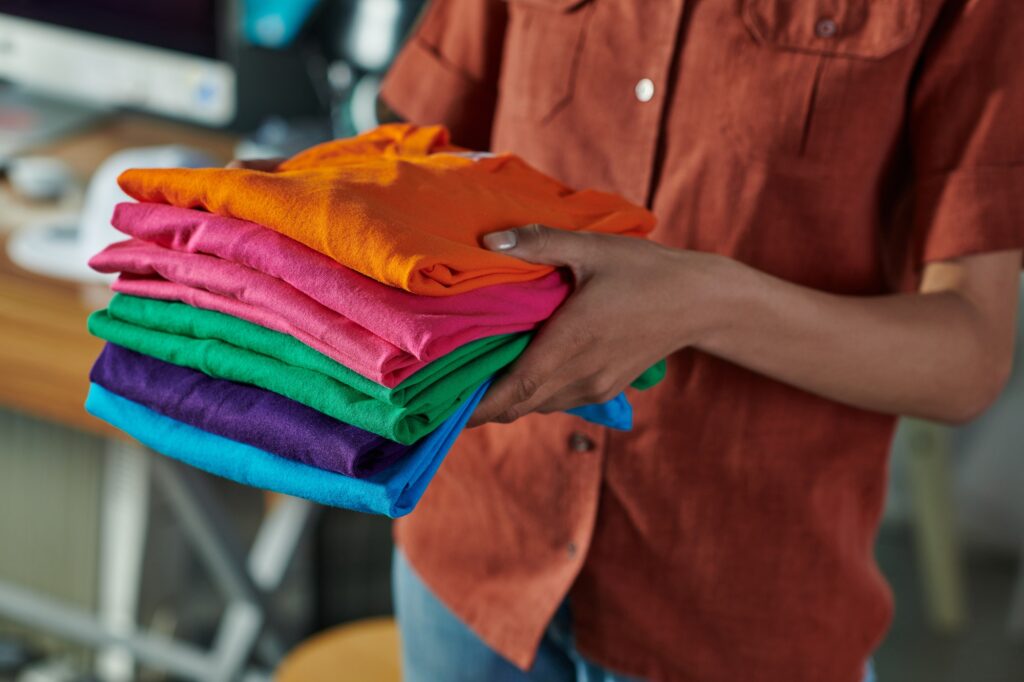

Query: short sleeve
908,0,1024,270
380,0,508,150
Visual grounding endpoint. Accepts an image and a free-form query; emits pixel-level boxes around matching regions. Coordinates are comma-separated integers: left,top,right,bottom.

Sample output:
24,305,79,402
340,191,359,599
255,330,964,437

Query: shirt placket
554,0,687,589
562,421,607,565
629,0,688,208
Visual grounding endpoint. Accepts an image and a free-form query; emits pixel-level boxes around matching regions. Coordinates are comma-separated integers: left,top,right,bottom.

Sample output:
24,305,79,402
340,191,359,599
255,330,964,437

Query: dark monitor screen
0,0,220,58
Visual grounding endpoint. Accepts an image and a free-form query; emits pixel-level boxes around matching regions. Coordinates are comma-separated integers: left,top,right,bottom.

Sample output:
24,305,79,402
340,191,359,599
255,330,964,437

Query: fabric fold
85,381,489,517
116,123,656,295
89,295,526,444
89,295,661,440
99,292,521,406
101,201,571,377
91,344,411,477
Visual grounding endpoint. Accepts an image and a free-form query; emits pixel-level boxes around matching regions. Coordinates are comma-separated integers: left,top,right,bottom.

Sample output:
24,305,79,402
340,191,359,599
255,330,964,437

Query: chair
275,617,401,682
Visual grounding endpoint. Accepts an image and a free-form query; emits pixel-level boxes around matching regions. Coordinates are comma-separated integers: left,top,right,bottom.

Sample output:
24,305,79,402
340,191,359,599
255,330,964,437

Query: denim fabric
394,549,640,682
393,549,876,682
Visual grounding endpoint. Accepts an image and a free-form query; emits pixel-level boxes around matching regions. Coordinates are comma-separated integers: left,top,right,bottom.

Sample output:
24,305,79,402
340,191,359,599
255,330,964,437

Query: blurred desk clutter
8,145,218,284
0,1,435,679
0,115,237,433
0,89,101,168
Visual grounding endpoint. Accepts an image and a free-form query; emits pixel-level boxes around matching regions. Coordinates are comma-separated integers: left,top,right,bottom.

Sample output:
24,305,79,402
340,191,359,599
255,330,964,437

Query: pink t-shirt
91,203,570,387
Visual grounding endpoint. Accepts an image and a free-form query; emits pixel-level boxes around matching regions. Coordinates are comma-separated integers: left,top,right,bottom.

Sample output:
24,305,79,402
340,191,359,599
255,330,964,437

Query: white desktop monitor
0,0,236,126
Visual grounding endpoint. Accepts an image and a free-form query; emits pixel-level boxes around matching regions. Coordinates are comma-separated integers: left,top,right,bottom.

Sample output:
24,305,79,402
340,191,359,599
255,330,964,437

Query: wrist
670,251,750,352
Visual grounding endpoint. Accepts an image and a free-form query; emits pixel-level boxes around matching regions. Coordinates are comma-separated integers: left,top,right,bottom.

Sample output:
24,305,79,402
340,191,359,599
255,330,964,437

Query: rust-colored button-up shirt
381,2,1024,680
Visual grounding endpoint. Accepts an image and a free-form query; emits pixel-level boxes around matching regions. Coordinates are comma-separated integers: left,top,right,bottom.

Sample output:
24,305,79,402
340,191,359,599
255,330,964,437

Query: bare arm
469,226,1020,426
695,249,1019,423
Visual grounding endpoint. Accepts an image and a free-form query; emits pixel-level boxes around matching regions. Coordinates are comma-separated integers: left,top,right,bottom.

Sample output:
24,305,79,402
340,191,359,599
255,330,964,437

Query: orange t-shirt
117,124,655,296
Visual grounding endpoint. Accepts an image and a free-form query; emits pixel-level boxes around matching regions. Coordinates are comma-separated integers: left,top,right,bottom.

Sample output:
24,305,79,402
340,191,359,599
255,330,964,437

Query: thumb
481,223,593,267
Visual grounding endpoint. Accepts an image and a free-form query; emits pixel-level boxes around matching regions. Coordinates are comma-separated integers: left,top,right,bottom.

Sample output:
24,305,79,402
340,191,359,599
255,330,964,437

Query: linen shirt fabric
115,124,656,295
379,1,1024,681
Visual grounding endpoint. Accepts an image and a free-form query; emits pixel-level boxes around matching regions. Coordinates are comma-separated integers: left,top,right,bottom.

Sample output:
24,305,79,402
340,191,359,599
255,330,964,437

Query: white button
634,78,655,103
815,18,838,38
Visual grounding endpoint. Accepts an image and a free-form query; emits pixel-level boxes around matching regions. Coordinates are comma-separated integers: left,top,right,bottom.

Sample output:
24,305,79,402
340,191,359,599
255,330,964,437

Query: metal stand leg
0,581,213,679
247,494,319,665
152,459,318,675
0,447,318,681
96,439,151,682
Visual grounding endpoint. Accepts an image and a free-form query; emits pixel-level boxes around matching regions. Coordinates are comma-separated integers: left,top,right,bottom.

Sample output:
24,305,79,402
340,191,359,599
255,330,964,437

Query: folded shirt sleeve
906,1,1024,276
380,0,508,150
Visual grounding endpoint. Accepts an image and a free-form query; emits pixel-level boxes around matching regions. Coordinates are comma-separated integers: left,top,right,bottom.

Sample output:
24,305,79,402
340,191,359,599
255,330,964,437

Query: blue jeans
393,550,876,682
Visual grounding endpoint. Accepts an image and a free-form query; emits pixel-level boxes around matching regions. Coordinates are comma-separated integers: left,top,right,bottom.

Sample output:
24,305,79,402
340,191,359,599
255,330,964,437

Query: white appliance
6,145,217,283
0,2,236,127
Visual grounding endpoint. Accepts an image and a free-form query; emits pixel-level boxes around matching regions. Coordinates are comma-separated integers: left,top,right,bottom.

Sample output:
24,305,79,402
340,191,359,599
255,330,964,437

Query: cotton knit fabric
116,124,656,295
94,201,572,386
89,295,662,441
91,344,411,477
85,381,490,517
89,295,529,443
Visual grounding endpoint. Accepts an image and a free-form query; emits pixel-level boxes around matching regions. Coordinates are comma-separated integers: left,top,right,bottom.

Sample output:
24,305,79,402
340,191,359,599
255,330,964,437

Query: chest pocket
500,0,595,123
737,0,922,159
743,0,922,59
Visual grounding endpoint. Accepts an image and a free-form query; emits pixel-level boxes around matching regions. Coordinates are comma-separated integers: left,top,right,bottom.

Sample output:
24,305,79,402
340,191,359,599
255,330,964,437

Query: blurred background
0,1,1020,681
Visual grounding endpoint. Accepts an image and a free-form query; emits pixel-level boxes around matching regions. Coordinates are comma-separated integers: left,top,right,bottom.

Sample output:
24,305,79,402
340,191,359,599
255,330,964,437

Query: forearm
466,225,1019,426
690,254,1019,423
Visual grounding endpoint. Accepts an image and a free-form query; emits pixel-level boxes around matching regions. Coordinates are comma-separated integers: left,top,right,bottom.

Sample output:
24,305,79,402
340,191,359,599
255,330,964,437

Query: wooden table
0,241,113,435
0,114,237,437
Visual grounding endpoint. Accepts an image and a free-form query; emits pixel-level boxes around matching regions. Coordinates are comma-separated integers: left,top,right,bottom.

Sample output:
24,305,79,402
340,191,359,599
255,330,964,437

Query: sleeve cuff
380,37,498,151
913,164,1024,266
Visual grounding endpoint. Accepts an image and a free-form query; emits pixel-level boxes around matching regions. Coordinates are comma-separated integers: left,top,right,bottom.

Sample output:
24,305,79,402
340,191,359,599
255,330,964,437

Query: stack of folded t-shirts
84,123,665,517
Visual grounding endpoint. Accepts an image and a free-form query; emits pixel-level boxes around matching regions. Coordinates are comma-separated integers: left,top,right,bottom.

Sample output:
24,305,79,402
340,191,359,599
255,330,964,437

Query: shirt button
568,432,595,453
634,78,655,103
815,18,838,38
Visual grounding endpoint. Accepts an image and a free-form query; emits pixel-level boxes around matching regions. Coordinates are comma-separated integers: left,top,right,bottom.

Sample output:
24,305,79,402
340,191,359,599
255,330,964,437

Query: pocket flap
744,0,921,59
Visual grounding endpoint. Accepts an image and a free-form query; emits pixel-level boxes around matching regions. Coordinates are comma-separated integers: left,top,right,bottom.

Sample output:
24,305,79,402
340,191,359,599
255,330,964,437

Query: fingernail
483,230,518,251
